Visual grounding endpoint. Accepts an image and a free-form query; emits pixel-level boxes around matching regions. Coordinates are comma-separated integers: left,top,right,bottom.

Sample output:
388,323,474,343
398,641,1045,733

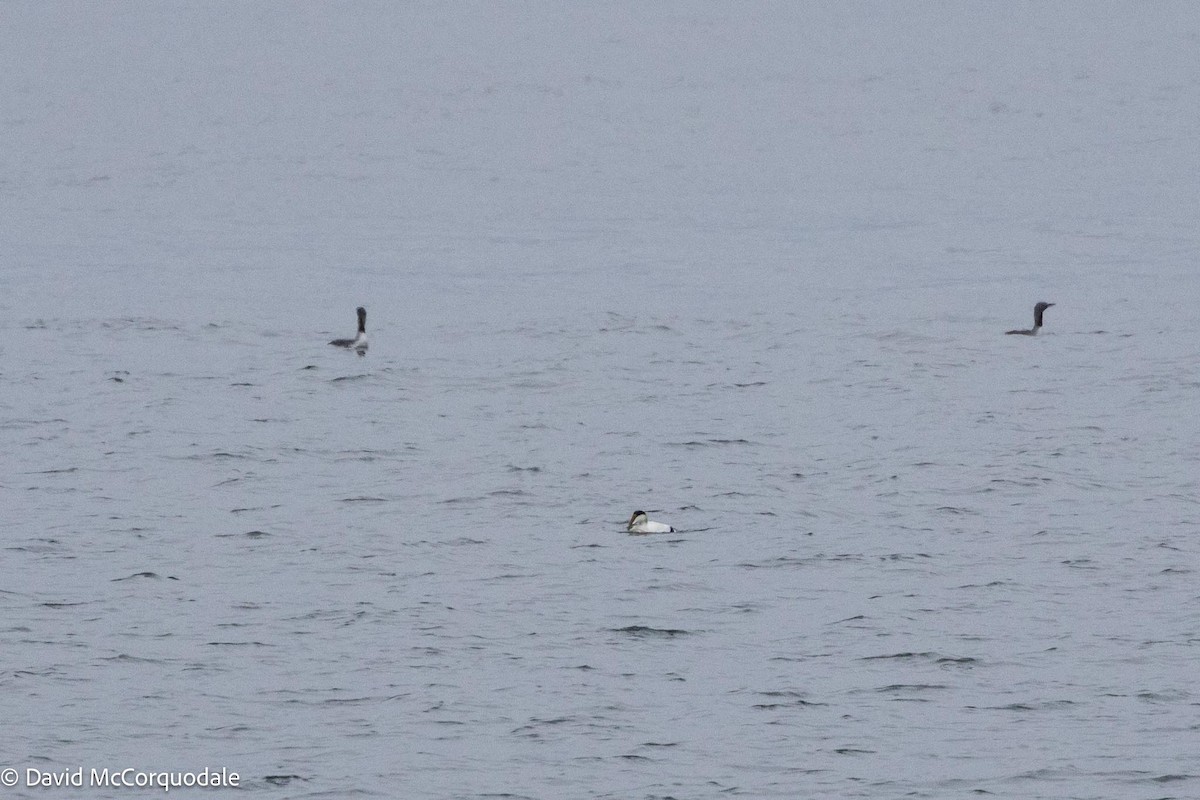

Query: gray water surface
3,3,1199,798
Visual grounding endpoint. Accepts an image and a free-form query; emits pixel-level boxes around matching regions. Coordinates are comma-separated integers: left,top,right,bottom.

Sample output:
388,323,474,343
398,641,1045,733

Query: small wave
750,690,826,709
611,625,691,638
178,451,250,461
953,580,1014,589
102,654,164,664
860,651,935,661
667,438,756,447
112,572,176,581
860,652,978,667
99,317,180,332
321,696,381,706
738,556,818,569
511,716,575,735
973,700,1078,711
869,683,949,694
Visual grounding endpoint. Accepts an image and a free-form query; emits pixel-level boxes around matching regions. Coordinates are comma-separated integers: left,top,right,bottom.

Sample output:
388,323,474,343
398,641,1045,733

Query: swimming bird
1005,302,1054,336
627,510,674,534
330,306,368,354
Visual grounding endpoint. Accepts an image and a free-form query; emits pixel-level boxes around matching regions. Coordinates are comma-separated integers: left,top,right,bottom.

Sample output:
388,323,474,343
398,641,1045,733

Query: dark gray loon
330,306,368,354
1005,302,1054,336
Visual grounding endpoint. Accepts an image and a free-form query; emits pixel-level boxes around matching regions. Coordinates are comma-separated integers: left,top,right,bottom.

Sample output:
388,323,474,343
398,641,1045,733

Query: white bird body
627,510,674,534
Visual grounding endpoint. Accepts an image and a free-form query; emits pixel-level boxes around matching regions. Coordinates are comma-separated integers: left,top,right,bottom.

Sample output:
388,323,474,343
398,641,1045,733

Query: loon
627,510,674,534
330,307,368,354
1005,302,1054,336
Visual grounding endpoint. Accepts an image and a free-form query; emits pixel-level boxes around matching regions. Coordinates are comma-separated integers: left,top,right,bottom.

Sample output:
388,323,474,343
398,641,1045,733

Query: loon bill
330,306,368,354
627,510,675,534
1006,302,1054,336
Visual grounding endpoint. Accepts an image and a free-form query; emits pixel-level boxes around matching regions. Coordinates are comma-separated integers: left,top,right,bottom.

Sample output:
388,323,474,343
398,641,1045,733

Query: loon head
627,510,647,531
1034,301,1054,327
356,306,367,332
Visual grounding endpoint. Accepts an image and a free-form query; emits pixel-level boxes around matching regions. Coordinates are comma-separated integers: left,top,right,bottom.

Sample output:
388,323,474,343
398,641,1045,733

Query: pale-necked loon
330,306,368,354
627,510,675,534
1005,302,1054,336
